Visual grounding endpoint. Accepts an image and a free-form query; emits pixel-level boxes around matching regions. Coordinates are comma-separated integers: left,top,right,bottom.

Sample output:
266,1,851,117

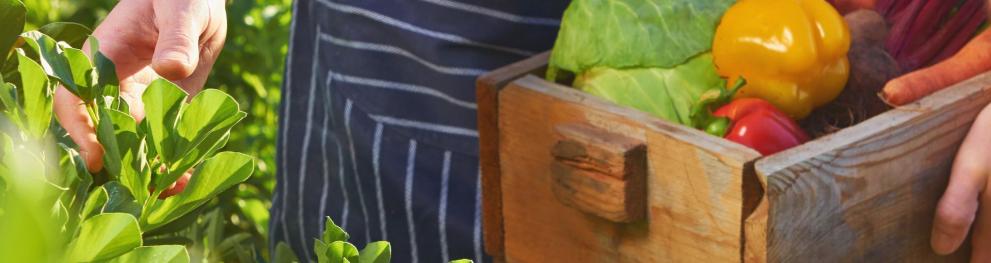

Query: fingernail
931,230,953,254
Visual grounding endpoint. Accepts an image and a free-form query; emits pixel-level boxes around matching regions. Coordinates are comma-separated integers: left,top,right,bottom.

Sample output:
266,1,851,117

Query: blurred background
21,0,291,261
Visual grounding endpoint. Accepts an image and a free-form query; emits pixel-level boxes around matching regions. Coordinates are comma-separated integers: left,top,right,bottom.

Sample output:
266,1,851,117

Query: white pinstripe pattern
372,123,388,240
404,140,420,263
438,151,453,262
343,98,372,243
337,147,350,229
277,0,302,246
294,24,324,259
418,0,560,26
315,0,537,57
369,115,479,137
339,102,353,230
318,70,336,241
319,33,488,76
329,72,477,110
295,25,321,258
474,167,484,263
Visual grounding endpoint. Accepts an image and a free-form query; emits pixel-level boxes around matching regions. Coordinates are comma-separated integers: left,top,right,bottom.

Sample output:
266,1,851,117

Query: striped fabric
272,0,568,262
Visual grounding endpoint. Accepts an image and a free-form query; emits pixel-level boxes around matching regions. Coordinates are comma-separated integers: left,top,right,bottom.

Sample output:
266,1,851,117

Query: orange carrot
881,29,991,106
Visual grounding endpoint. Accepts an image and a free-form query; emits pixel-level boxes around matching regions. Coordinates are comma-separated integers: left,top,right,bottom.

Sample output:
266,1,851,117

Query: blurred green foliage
22,0,291,261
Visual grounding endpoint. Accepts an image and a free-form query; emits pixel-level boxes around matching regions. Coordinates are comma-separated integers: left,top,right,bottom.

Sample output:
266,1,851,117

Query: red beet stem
896,0,956,62
931,0,989,64
900,0,980,70
886,0,927,57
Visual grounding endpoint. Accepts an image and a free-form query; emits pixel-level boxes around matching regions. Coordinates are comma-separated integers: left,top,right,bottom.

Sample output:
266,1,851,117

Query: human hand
931,103,991,261
53,0,227,197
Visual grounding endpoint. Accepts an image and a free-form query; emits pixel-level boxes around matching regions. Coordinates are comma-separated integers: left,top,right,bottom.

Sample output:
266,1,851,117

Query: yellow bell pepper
712,0,851,119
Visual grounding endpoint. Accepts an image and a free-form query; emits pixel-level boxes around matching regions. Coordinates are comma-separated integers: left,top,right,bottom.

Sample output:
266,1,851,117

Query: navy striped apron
272,1,568,262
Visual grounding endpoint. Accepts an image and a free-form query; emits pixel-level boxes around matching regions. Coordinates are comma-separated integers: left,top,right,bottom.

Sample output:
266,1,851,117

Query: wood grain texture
551,123,647,223
499,75,759,262
476,52,550,258
748,73,991,262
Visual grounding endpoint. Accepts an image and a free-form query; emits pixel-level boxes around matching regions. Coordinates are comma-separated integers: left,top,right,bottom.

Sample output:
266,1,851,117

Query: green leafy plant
18,0,293,260
0,0,254,261
273,218,474,263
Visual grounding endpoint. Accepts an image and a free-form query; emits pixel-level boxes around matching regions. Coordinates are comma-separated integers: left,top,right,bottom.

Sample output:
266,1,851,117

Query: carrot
882,29,991,106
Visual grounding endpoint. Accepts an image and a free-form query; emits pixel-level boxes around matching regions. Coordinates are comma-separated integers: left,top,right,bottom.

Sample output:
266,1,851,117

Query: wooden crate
477,52,991,262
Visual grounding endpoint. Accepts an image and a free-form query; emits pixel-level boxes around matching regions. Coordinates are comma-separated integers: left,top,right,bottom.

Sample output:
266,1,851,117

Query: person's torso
273,1,568,262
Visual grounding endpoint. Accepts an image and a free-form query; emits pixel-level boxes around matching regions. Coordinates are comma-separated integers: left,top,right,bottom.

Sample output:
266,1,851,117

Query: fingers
973,184,991,261
53,87,104,173
933,105,991,255
151,0,203,80
158,172,191,199
173,0,226,95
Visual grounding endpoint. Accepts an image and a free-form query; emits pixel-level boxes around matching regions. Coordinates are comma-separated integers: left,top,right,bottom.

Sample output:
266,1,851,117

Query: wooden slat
476,52,551,259
748,73,991,262
499,75,759,262
551,123,647,223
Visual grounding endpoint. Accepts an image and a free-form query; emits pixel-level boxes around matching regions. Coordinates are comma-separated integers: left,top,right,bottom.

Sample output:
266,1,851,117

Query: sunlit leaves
108,245,190,263
66,213,142,262
142,152,254,230
0,0,25,66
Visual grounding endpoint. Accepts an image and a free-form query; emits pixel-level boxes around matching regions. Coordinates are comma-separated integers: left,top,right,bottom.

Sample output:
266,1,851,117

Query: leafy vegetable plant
0,0,254,262
273,217,474,263
547,0,736,128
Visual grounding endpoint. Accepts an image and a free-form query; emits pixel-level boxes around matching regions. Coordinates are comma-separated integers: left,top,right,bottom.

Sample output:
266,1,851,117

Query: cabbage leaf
549,0,734,74
576,53,725,125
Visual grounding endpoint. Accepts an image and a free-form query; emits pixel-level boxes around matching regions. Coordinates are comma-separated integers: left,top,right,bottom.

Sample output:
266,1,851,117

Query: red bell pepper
713,98,810,155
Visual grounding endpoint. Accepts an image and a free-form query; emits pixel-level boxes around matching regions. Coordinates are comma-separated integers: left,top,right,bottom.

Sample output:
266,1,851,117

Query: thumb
151,0,202,81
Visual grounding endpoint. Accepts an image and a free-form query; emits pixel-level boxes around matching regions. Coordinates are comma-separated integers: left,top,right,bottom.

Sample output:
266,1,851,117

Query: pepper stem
691,77,747,137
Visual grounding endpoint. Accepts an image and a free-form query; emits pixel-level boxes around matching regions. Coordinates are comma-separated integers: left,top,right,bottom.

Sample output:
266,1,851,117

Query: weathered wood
550,123,647,223
498,75,759,262
476,52,550,259
746,73,991,262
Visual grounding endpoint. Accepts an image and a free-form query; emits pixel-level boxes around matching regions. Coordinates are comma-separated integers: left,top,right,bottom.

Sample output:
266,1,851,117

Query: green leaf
142,152,254,230
107,245,190,263
81,187,108,219
104,181,143,219
314,239,329,263
141,204,205,237
106,108,148,204
141,79,187,166
158,89,244,189
274,242,300,263
358,241,391,263
0,0,25,66
322,216,349,244
14,51,52,139
96,105,124,177
62,47,97,99
548,0,734,73
88,36,120,109
0,82,22,128
575,53,725,126
58,144,92,232
36,22,91,48
66,213,143,262
326,241,359,263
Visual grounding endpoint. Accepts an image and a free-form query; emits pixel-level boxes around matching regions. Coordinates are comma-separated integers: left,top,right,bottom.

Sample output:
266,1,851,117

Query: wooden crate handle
550,123,647,223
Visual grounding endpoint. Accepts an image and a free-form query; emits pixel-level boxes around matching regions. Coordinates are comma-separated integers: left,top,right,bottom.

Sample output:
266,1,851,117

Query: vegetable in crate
547,0,735,126
713,0,852,119
714,98,810,155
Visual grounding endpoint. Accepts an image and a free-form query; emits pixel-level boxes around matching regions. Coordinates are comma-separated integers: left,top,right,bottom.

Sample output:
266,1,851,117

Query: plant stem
84,100,100,125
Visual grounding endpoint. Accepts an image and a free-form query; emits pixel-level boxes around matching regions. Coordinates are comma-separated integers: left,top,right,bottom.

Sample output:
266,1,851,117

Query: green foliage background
21,0,291,261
